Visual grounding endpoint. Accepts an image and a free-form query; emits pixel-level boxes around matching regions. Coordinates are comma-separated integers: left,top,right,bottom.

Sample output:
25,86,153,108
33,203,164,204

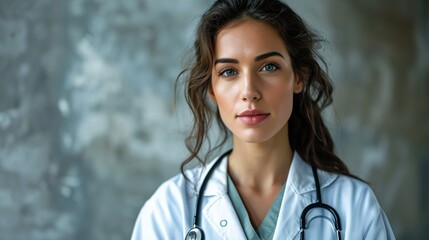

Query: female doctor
131,0,395,239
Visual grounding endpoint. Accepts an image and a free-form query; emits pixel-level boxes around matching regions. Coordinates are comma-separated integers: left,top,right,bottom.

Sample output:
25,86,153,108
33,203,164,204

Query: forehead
214,19,288,57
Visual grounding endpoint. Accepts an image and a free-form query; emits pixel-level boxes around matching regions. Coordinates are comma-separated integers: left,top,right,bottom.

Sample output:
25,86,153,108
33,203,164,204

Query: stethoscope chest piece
185,226,204,240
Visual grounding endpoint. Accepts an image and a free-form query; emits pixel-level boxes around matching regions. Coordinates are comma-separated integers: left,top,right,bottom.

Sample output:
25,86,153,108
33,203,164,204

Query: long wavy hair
176,0,353,178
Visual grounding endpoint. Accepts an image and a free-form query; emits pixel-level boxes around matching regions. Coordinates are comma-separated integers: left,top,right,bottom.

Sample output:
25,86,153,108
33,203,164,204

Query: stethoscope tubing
185,150,342,240
193,149,232,227
299,165,342,240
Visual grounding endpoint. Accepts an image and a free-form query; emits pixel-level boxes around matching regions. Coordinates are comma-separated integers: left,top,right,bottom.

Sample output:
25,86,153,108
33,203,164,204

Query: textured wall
0,0,427,239
327,1,429,238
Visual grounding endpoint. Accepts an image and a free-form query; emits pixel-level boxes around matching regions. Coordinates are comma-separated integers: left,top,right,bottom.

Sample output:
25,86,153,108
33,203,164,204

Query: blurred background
0,0,427,239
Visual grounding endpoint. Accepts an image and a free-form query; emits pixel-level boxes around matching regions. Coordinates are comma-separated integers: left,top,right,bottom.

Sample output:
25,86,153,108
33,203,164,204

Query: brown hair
176,0,353,178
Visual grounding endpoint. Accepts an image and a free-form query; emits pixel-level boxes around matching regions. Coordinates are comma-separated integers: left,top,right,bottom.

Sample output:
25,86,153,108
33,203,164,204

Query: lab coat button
220,219,227,227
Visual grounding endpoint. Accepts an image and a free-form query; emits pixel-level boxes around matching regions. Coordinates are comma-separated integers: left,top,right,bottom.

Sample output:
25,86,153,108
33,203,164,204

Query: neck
228,131,293,190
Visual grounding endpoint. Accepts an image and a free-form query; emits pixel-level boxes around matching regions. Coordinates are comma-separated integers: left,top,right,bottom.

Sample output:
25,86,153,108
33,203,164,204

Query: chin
233,125,288,145
235,133,273,144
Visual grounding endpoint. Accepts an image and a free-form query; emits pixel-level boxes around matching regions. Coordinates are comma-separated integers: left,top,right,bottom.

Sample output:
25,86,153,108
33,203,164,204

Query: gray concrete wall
0,0,427,239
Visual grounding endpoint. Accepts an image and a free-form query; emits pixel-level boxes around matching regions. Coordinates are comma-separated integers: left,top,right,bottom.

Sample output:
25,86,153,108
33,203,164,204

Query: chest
198,191,350,240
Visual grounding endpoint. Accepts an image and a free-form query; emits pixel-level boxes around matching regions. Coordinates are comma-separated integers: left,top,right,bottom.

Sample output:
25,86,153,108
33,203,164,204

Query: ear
293,74,303,93
208,84,218,105
294,68,308,93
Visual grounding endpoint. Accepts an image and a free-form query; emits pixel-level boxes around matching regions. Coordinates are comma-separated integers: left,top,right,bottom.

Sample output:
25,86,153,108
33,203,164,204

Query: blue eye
262,63,279,72
220,68,237,77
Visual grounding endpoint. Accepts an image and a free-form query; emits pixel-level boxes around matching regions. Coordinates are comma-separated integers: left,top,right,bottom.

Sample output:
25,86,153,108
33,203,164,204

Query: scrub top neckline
227,174,286,240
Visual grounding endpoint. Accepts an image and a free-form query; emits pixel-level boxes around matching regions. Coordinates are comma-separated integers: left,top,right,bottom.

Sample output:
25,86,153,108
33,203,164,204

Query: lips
236,109,270,126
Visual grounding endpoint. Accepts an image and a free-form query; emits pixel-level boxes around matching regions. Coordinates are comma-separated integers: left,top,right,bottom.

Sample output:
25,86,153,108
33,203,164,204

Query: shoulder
322,172,396,238
330,173,380,206
142,166,204,212
323,172,382,211
154,169,199,200
131,167,203,239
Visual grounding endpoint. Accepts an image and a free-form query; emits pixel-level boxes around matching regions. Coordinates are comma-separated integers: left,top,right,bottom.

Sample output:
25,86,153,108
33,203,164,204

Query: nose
241,73,261,102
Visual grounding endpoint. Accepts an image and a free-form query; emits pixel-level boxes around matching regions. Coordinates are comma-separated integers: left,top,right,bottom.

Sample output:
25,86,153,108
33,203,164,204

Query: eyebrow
214,58,239,65
214,51,285,65
254,51,285,61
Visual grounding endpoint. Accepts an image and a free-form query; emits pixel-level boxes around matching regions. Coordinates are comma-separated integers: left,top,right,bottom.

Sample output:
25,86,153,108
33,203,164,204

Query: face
209,19,302,144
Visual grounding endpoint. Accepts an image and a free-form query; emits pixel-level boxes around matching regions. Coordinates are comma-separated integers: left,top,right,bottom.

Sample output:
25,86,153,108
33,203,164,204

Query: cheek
275,92,294,109
214,91,234,113
212,81,237,106
212,86,239,126
270,83,295,113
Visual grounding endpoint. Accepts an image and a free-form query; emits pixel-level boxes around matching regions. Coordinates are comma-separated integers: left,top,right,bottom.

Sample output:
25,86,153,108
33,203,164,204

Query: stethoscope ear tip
185,226,204,240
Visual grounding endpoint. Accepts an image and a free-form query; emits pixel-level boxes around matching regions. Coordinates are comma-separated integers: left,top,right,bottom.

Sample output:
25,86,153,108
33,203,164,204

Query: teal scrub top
227,175,286,240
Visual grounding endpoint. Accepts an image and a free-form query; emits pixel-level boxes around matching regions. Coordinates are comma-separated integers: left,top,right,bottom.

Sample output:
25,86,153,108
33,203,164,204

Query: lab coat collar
198,152,229,197
289,152,338,195
198,150,339,239
199,150,338,197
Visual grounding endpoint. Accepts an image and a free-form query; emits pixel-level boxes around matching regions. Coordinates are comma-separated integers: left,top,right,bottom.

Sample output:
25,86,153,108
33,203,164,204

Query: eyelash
261,63,281,72
217,63,281,78
218,68,238,78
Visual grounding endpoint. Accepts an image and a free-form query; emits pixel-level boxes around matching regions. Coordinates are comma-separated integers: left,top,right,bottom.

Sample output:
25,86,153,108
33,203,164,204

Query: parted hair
176,0,353,178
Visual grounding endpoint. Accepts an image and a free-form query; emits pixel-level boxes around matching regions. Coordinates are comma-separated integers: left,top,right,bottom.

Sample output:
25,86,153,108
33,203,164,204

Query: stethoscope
185,150,342,240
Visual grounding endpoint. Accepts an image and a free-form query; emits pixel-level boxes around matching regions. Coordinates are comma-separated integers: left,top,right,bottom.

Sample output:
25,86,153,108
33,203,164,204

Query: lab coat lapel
272,152,338,240
201,154,247,239
198,151,337,240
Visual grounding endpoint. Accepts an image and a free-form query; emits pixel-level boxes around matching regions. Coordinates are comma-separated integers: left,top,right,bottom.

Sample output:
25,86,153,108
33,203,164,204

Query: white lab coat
131,152,395,239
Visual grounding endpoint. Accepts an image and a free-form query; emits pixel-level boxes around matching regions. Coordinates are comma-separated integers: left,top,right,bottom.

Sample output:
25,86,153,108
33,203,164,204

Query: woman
131,0,395,239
